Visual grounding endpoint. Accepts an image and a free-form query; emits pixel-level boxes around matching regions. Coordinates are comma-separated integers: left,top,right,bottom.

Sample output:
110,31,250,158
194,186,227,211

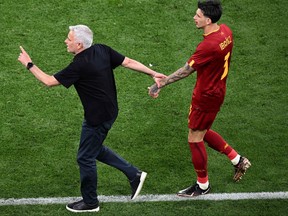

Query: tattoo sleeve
149,63,195,95
164,63,195,86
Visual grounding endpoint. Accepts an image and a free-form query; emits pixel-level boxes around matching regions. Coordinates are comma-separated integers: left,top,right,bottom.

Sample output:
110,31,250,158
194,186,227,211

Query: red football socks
204,129,233,155
189,141,208,180
204,129,239,163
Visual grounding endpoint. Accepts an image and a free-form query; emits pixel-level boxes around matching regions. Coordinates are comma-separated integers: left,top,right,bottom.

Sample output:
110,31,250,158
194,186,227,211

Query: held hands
148,77,166,98
152,72,166,88
148,83,160,98
18,46,32,67
153,72,166,80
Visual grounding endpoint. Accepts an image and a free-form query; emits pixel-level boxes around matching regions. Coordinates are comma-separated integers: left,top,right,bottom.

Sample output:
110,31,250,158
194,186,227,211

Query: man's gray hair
69,25,93,49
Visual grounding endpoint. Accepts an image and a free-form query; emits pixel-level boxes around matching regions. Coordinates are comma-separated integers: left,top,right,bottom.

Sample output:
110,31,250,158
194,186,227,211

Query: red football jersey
187,24,233,111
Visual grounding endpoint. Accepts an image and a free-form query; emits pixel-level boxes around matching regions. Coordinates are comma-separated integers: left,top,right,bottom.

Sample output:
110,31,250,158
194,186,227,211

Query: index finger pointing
19,46,26,53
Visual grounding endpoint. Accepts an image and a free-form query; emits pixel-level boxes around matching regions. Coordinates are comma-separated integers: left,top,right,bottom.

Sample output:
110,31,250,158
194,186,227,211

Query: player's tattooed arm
148,63,195,98
163,62,195,87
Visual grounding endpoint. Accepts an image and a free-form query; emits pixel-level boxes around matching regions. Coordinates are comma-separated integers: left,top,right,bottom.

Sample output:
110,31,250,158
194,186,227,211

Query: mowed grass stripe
1,192,288,206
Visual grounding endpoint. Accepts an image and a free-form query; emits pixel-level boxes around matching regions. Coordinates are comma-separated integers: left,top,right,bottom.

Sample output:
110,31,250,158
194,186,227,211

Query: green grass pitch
0,0,287,215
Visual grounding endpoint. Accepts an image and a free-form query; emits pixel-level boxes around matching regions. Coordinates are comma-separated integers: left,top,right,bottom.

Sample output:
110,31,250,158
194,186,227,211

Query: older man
18,24,166,213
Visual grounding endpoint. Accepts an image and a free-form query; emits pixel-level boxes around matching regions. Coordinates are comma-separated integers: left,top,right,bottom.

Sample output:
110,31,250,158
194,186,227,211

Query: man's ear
77,43,83,49
206,17,212,25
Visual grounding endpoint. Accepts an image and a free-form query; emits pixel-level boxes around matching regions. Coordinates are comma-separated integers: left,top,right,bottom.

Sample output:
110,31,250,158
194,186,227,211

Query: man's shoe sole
66,205,100,213
131,172,147,200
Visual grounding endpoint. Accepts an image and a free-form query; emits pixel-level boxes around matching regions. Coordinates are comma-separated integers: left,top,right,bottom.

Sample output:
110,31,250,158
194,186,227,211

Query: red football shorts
188,105,218,130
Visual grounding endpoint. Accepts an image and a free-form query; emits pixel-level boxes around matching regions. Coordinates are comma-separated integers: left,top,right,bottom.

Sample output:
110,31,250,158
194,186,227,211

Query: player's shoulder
220,24,233,34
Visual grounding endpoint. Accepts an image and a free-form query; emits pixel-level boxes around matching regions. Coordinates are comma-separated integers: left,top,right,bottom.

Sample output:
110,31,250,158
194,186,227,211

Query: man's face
193,8,210,29
64,31,79,54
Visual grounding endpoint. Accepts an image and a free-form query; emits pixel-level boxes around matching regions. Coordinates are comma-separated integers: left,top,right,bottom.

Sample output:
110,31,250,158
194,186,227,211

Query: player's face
65,31,80,54
193,9,210,29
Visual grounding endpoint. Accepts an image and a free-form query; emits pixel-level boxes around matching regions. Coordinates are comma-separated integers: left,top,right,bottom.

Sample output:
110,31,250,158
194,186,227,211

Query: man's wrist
26,62,34,70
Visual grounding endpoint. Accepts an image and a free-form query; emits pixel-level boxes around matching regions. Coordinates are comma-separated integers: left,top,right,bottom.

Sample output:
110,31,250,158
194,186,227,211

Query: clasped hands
148,76,166,98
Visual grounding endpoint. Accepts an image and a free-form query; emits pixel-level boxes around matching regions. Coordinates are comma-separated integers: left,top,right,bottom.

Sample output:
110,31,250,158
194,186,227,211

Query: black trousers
77,118,139,204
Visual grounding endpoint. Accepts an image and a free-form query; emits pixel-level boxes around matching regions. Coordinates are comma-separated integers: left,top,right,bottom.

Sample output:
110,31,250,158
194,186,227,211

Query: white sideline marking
1,192,288,206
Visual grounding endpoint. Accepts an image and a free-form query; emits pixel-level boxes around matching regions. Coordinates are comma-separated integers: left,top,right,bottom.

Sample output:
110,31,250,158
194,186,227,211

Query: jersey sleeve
53,62,80,88
187,41,215,70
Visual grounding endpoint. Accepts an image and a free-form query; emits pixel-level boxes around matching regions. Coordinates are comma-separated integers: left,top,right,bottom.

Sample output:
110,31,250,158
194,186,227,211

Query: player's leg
177,106,212,197
204,129,240,163
204,129,251,181
177,129,211,197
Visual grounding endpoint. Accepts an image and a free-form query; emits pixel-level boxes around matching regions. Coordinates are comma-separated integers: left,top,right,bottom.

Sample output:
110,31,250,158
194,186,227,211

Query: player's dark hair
198,0,222,23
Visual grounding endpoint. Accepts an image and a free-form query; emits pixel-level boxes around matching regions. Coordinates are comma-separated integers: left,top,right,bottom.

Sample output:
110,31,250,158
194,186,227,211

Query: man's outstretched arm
18,46,60,87
148,62,195,98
